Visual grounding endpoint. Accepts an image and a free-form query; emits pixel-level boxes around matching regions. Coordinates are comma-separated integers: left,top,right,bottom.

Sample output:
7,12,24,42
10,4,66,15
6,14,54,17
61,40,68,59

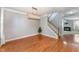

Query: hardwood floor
0,34,79,52
63,34,74,43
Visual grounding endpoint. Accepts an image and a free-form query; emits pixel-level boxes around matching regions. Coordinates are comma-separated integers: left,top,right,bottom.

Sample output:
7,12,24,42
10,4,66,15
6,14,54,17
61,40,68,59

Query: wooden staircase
48,16,61,39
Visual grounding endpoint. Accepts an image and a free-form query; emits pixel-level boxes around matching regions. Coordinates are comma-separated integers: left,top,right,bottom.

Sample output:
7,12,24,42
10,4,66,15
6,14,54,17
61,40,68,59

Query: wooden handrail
48,17,61,39
48,22,58,35
48,20,58,29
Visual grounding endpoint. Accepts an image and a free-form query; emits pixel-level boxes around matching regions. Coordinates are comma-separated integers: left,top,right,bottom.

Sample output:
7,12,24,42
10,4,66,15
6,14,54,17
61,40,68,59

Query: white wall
4,10,40,41
49,12,63,35
3,8,62,43
40,15,58,39
0,8,1,43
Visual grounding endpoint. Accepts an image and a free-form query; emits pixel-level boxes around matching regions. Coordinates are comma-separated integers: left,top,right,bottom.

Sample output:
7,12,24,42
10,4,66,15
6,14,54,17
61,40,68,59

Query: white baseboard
6,33,58,43
42,34,58,39
6,33,39,42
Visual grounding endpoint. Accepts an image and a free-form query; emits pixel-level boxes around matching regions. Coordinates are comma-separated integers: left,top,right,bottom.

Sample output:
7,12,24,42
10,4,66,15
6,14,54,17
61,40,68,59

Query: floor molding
41,34,58,39
6,33,58,43
6,33,39,42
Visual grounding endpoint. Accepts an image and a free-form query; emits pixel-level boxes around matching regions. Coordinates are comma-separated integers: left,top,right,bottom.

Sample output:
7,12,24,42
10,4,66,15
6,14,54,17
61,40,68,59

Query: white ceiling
7,7,54,15
6,7,73,15
7,7,79,14
0,8,1,15
4,7,79,19
1,7,79,21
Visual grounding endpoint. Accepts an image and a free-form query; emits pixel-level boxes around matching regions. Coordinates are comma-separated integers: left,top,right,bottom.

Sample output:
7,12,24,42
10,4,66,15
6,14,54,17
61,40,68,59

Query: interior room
0,7,79,52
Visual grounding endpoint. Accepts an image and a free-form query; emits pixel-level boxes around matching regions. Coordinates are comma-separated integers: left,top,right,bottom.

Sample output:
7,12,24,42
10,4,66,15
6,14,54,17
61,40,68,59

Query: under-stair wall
40,14,58,39
48,11,63,36
0,8,1,44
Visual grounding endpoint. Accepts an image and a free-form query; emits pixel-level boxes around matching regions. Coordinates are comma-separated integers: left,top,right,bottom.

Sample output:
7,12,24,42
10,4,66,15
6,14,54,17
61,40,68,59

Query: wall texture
49,12,63,35
40,15,58,39
4,10,40,41
0,8,1,43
